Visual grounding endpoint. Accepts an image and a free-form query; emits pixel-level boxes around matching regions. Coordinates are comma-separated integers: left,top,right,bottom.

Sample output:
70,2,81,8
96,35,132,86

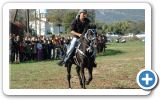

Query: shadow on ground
97,49,124,57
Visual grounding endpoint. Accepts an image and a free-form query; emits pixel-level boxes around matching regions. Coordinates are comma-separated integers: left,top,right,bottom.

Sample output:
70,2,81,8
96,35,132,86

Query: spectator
37,40,43,61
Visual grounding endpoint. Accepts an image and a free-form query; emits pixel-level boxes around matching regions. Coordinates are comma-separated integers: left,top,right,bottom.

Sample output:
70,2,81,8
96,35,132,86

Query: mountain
95,9,145,23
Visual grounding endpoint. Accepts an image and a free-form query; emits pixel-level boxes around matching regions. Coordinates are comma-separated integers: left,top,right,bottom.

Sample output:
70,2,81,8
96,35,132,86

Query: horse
65,28,97,89
97,34,107,54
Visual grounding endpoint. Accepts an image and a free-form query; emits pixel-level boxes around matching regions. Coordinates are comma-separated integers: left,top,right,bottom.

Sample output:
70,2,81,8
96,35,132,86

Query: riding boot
58,37,78,67
57,52,72,66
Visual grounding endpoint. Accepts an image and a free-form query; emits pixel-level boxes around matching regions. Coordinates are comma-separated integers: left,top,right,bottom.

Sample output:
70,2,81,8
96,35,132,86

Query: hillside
95,9,145,23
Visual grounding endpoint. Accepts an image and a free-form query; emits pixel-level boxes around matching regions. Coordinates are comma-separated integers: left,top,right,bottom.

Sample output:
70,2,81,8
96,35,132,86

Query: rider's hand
78,34,82,37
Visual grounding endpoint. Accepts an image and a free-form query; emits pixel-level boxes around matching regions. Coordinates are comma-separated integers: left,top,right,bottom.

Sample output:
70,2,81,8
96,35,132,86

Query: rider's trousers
64,37,79,63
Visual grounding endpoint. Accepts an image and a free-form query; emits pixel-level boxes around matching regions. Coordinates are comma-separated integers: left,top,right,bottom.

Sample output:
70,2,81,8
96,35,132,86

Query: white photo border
3,2,151,95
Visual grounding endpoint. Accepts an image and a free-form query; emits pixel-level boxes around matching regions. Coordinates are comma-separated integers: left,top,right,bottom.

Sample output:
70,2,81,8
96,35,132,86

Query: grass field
10,40,145,89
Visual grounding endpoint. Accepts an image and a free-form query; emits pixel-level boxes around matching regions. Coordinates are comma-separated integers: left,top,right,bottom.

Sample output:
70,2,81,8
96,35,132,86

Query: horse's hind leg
66,63,72,88
76,66,83,88
86,67,93,85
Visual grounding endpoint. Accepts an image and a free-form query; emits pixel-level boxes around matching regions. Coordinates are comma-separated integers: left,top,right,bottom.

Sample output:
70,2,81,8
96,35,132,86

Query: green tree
87,9,96,24
137,20,145,33
62,11,77,33
47,9,65,34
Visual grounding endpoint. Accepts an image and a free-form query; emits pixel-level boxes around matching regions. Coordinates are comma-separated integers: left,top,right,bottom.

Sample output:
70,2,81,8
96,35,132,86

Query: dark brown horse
65,28,97,89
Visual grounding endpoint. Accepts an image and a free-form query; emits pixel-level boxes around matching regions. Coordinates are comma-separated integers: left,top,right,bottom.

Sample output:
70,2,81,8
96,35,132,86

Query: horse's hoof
81,86,86,89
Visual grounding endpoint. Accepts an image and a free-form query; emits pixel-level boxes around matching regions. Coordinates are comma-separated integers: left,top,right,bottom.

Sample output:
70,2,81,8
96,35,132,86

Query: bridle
84,29,96,42
77,29,96,55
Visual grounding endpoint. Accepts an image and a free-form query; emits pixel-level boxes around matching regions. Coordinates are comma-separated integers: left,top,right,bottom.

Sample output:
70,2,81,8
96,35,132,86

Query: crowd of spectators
10,34,72,63
10,33,107,63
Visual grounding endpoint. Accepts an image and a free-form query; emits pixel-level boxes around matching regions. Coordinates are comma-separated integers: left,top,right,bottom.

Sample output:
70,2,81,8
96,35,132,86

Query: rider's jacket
71,17,90,39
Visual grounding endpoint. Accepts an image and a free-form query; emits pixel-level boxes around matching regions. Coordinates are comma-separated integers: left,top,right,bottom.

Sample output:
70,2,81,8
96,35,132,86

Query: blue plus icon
137,69,158,90
141,74,153,85
142,74,153,86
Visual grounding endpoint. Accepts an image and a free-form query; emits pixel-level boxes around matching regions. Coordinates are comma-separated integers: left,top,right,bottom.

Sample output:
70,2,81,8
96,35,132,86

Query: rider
58,9,97,67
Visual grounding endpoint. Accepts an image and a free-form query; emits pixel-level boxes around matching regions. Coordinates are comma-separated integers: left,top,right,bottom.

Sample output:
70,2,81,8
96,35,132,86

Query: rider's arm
70,19,82,38
71,31,81,37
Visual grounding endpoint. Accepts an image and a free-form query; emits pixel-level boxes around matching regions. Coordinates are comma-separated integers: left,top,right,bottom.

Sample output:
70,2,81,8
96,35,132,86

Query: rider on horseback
58,9,97,67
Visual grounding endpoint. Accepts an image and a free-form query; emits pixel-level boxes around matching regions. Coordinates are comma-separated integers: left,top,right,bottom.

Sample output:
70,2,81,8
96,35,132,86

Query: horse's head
83,28,97,53
84,24,97,41
84,29,96,41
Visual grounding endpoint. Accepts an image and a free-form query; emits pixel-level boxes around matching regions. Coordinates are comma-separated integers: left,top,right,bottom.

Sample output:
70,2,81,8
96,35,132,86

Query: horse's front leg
66,63,72,89
80,63,86,89
86,66,93,85
76,66,83,88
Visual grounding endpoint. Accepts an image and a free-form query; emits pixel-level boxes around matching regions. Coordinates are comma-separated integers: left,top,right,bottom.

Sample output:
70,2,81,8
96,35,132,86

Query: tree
95,20,103,34
94,19,145,36
63,11,77,33
47,9,65,34
88,9,96,24
137,20,145,33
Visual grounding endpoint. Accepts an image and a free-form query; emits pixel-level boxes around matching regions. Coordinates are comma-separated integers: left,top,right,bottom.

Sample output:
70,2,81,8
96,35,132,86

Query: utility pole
35,9,37,34
26,9,30,33
39,9,41,35
13,9,18,22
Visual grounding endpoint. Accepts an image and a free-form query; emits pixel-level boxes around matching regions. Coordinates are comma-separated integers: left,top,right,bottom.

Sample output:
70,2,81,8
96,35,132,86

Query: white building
29,9,65,36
